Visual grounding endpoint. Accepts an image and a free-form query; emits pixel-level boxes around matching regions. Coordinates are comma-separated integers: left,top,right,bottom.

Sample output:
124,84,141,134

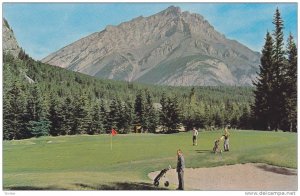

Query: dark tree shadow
5,182,169,191
155,130,180,134
195,149,211,153
74,182,169,190
256,165,297,176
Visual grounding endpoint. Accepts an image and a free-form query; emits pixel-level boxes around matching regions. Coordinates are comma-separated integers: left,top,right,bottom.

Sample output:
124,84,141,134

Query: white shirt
193,129,198,136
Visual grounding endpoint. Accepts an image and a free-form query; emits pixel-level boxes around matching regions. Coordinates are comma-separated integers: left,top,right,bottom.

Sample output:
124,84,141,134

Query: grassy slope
3,130,297,190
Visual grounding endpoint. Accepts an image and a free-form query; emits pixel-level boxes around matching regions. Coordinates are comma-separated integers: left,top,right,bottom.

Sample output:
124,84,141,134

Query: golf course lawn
3,130,297,190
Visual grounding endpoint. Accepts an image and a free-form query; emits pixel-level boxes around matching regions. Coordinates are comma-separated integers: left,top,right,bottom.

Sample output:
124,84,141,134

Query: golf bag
213,139,222,153
153,165,171,187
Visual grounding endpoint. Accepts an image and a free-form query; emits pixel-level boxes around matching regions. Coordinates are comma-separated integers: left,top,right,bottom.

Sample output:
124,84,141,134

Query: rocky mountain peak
42,6,260,86
160,6,182,16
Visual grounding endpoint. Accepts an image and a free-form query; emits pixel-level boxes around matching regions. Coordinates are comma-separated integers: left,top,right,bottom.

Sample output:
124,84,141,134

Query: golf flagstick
110,129,117,150
111,133,112,150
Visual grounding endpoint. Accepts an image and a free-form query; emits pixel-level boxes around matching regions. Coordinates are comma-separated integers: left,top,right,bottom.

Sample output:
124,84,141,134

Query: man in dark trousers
192,127,199,146
176,149,185,190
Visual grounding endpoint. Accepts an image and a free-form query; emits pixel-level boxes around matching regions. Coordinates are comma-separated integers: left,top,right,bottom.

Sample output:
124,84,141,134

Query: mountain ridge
42,6,260,86
3,18,21,58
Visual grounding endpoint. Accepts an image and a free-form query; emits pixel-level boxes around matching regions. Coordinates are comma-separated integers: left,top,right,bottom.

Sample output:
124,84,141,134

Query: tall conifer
271,7,286,130
283,33,297,131
252,32,274,130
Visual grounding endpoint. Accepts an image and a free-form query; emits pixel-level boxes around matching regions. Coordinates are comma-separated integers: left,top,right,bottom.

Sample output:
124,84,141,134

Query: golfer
224,127,230,151
192,127,198,146
176,149,185,190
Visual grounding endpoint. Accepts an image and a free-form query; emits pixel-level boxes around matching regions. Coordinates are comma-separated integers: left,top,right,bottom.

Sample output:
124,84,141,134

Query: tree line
3,52,254,140
251,8,297,132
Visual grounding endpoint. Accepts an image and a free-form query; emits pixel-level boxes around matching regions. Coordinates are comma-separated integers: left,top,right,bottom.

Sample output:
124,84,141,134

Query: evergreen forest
3,52,254,140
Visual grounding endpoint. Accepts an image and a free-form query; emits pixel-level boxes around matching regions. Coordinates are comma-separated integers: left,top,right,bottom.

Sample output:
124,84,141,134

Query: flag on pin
111,129,117,136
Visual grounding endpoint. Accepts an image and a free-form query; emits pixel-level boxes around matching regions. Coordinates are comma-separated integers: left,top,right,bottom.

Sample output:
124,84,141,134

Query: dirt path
148,163,297,190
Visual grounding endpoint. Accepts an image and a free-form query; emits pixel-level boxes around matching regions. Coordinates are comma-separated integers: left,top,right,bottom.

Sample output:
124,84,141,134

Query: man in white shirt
192,127,198,146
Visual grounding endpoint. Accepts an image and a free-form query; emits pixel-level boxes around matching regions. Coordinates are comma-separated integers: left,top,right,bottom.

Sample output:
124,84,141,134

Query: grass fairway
3,130,297,190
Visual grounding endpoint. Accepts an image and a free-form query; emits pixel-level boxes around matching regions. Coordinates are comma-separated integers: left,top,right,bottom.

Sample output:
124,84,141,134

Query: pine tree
29,119,50,137
26,85,44,121
271,7,286,130
183,87,198,130
164,96,181,132
213,110,223,128
4,80,29,139
3,92,12,139
3,63,14,139
121,99,134,133
100,100,109,133
189,87,196,105
3,62,14,94
182,104,194,131
144,90,158,133
108,97,120,130
239,106,251,129
272,8,285,69
27,85,50,137
61,96,74,135
159,92,168,131
115,99,126,132
283,33,297,131
134,90,146,132
252,31,274,130
73,93,92,134
48,94,63,136
203,105,211,129
224,100,234,126
90,101,104,134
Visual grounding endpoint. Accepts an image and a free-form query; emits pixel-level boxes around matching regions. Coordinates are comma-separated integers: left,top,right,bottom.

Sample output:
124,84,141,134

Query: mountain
42,6,260,86
3,18,21,58
3,16,255,140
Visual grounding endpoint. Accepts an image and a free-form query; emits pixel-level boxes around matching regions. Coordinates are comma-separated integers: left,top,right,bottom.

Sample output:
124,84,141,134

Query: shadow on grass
195,149,211,153
256,165,297,176
5,182,169,190
155,130,179,134
74,182,169,190
5,186,68,190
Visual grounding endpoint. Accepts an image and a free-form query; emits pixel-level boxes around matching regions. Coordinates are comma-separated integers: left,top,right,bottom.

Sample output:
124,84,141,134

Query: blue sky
3,3,298,60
